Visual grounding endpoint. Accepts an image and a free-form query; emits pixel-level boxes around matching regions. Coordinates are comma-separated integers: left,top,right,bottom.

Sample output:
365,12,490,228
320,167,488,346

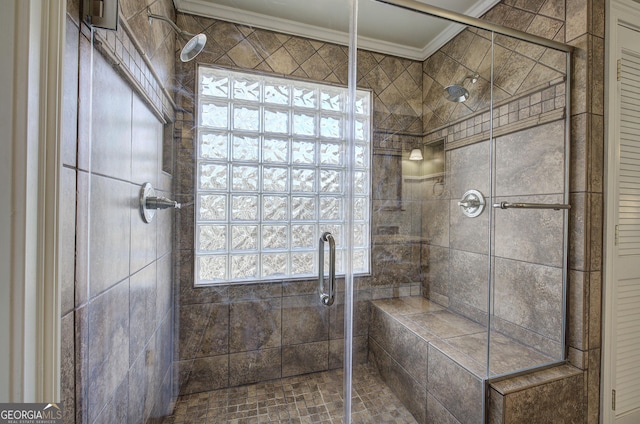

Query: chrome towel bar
492,202,571,210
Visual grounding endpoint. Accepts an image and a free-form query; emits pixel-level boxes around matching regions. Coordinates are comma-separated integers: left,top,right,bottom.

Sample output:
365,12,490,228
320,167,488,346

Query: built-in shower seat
368,296,584,424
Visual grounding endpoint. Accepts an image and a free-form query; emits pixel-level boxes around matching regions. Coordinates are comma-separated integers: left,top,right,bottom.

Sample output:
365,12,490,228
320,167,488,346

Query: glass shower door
487,34,571,377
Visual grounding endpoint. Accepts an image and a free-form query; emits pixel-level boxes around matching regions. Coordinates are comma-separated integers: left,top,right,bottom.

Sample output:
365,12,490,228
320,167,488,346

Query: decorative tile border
90,13,176,123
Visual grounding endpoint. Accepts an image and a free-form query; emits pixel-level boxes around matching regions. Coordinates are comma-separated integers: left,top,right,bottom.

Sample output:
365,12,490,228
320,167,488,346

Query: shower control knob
458,189,485,218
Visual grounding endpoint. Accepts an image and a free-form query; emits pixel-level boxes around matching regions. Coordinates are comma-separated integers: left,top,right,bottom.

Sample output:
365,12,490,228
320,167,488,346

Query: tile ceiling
173,0,500,60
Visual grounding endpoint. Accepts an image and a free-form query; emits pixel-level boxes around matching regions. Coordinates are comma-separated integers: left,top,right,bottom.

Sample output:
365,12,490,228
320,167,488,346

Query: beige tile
566,0,589,42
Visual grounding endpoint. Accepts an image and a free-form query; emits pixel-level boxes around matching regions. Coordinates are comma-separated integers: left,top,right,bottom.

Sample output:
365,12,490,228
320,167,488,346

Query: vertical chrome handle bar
318,232,336,306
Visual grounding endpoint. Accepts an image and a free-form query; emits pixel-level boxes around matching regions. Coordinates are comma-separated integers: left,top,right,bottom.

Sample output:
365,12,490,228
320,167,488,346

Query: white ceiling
173,0,500,60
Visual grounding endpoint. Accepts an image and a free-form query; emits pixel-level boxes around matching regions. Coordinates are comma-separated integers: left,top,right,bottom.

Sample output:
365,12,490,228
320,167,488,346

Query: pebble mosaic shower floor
162,364,417,423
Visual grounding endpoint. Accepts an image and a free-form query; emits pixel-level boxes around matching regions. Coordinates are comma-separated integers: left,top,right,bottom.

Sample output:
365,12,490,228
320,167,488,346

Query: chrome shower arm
147,8,195,39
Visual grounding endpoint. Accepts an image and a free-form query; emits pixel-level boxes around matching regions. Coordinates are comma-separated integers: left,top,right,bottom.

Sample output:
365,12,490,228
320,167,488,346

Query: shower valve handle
458,199,481,208
458,189,486,218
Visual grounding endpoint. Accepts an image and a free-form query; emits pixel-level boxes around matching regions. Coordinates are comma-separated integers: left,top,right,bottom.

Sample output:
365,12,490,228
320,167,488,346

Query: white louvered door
612,24,640,424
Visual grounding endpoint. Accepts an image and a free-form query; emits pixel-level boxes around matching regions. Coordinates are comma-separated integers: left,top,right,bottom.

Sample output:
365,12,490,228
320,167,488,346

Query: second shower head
443,73,479,103
147,8,207,62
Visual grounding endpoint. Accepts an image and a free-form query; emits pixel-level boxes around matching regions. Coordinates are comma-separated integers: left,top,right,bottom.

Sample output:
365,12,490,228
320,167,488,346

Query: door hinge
615,225,619,246
612,389,616,411
617,59,621,81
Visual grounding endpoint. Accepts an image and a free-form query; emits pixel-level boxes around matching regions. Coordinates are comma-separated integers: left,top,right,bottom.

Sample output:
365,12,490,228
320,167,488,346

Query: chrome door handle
318,232,336,306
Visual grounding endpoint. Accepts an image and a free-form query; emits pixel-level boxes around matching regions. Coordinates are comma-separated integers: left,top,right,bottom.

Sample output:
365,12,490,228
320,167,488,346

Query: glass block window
195,66,371,285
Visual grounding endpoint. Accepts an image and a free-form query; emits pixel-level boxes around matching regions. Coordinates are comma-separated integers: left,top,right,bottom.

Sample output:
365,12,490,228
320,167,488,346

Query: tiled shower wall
171,5,604,420
419,19,569,359
420,0,604,421
60,0,177,422
172,14,427,395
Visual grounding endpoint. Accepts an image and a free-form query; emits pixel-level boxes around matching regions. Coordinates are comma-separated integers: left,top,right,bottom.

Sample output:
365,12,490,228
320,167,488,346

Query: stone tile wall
419,0,604,421
172,13,427,395
60,0,177,422
56,0,605,421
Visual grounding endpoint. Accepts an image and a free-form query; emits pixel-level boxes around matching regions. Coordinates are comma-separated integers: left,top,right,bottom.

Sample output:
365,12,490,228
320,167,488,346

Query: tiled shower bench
368,296,585,424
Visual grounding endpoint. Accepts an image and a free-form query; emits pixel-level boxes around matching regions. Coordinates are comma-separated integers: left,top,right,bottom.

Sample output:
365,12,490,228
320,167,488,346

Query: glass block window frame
195,65,371,285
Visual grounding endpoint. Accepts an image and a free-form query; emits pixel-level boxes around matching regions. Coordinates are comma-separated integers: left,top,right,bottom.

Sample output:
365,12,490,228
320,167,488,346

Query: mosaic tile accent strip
93,14,176,123
162,365,418,423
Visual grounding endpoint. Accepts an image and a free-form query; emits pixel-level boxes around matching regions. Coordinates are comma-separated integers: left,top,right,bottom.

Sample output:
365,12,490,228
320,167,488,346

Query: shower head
443,84,470,103
180,34,207,62
147,8,207,62
443,73,479,103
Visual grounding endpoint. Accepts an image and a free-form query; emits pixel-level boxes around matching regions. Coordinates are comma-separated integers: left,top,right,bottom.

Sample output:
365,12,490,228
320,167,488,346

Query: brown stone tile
571,113,588,192
494,257,563,342
189,303,228,359
590,113,604,193
587,348,601,424
61,312,76,424
502,372,584,422
428,393,462,424
407,310,485,340
369,307,429,382
494,195,565,266
369,340,426,423
227,39,264,69
282,294,329,344
328,335,368,368
527,15,564,40
568,270,588,351
60,168,76,315
566,0,588,42
265,47,299,74
591,36,605,116
447,250,490,314
569,192,588,271
129,264,157,365
569,35,589,115
94,376,129,424
589,193,603,272
229,348,282,386
179,303,210,359
539,0,565,19
87,280,130,423
181,355,230,394
230,299,281,352
428,344,483,423
300,53,332,81
282,342,328,377
588,271,602,349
